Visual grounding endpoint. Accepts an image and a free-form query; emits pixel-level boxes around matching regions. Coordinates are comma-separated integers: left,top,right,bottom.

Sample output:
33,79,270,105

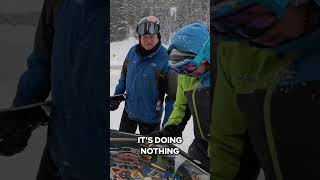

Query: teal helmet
168,23,210,63
167,23,210,76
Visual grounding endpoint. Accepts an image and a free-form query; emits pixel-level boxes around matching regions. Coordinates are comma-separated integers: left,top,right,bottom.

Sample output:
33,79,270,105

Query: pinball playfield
110,130,210,180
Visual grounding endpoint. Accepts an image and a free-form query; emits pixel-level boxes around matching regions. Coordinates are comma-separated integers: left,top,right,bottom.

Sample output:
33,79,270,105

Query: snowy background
110,0,210,44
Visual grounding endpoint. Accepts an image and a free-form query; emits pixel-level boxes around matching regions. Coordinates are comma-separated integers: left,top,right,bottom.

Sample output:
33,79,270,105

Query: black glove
0,128,32,156
110,100,121,111
109,94,126,111
0,106,49,156
148,125,183,138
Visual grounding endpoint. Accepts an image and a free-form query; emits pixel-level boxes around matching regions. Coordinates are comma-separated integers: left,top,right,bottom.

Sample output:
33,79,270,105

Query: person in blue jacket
0,0,107,180
110,16,176,135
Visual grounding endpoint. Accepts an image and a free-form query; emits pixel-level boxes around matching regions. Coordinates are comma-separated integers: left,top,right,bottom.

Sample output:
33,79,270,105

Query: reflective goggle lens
170,61,197,74
136,23,160,35
169,58,197,74
169,37,210,75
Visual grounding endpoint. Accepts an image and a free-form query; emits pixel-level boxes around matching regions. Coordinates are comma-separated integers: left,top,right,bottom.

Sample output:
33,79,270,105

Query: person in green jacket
150,23,211,172
211,0,320,179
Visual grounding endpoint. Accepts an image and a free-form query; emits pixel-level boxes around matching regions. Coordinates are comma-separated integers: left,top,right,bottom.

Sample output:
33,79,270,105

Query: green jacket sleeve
209,43,247,180
165,75,190,126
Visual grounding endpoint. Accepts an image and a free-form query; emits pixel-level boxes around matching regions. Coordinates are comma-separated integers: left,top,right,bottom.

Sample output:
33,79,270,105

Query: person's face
140,34,159,50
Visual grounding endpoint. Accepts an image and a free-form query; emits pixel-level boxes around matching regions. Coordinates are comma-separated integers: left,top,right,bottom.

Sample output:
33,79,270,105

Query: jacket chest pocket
136,64,157,82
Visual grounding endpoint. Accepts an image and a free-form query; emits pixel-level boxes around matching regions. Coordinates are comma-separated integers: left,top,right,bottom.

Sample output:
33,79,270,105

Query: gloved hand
110,100,121,111
109,94,126,111
0,128,32,156
0,106,49,156
148,125,183,138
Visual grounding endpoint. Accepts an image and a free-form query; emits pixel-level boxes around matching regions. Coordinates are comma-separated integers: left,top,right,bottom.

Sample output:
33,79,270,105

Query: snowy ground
110,37,194,153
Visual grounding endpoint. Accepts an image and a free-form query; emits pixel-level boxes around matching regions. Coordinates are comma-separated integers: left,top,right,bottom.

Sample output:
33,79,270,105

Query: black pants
36,145,82,180
119,109,160,135
36,145,60,180
187,139,210,172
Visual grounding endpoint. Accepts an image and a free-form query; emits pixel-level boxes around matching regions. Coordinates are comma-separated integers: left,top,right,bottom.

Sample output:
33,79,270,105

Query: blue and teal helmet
168,23,210,64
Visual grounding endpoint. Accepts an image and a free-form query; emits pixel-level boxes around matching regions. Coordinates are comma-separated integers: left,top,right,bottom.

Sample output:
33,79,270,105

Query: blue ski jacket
13,0,107,179
114,44,175,124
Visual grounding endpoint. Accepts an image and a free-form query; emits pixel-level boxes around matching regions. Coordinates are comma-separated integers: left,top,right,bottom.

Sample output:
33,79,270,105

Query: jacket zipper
192,88,206,140
264,84,283,180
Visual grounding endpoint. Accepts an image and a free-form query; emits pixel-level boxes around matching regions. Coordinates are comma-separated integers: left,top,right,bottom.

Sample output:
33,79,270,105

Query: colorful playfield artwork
110,130,210,180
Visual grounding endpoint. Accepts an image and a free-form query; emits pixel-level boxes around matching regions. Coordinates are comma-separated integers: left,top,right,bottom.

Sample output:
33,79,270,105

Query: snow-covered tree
110,0,209,44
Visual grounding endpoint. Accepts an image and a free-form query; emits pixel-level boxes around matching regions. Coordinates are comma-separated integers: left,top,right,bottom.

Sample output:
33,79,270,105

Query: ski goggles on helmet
169,57,198,74
213,2,277,40
136,22,160,35
169,37,210,75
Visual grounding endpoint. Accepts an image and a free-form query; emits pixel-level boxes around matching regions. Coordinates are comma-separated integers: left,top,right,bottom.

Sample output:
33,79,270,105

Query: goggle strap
193,37,210,67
